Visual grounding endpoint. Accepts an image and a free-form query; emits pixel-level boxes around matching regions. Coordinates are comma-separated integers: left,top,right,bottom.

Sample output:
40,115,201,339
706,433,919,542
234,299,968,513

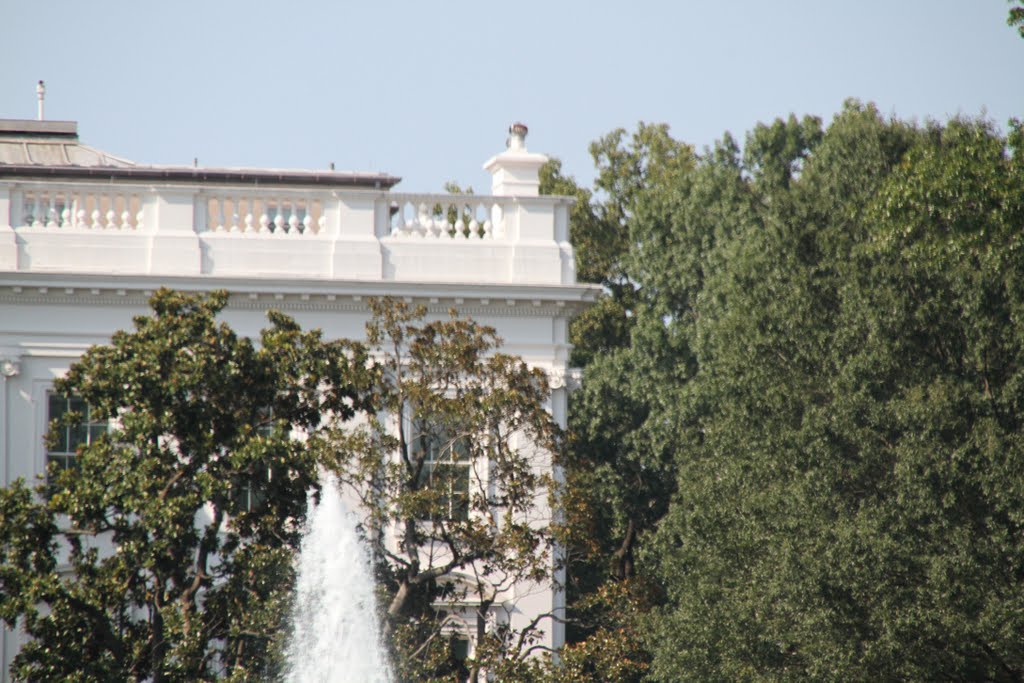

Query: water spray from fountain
285,472,392,682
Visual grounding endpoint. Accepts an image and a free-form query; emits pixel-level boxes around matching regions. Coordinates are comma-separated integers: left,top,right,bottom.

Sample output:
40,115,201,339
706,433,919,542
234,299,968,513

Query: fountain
284,473,392,682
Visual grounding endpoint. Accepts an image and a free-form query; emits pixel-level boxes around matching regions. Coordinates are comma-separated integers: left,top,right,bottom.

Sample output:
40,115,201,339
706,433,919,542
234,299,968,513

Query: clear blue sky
2,1,1021,193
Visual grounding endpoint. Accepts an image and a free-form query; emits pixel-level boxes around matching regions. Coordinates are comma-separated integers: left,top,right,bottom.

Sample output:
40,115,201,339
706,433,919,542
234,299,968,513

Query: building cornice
0,272,602,317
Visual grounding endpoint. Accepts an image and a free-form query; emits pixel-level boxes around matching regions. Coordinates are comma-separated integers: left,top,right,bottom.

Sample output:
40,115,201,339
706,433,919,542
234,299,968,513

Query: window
234,471,270,513
233,407,274,513
413,425,471,522
47,394,106,480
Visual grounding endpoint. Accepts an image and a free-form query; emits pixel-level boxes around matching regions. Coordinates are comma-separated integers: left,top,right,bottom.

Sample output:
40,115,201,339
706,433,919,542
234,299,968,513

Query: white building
0,116,597,677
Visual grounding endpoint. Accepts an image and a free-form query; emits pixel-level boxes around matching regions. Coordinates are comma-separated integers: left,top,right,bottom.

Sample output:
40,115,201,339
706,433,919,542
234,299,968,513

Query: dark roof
0,119,401,189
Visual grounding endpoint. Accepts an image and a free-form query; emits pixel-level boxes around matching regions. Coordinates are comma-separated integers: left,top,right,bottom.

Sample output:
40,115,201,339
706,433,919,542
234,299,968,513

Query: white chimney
36,80,45,121
483,122,548,197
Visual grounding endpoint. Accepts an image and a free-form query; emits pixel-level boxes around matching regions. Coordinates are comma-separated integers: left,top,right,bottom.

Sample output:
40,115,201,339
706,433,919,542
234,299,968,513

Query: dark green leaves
0,288,369,681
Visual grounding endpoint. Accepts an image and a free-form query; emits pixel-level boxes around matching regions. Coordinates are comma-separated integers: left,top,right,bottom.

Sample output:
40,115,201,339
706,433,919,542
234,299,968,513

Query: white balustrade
17,188,142,230
386,194,504,240
12,188,517,243
201,193,324,237
5,182,568,284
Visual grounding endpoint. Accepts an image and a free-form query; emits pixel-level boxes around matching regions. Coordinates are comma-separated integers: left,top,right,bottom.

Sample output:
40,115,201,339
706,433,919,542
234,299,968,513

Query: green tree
553,124,699,586
1009,1,1024,37
316,298,563,682
542,124,698,680
646,106,1024,680
0,289,370,681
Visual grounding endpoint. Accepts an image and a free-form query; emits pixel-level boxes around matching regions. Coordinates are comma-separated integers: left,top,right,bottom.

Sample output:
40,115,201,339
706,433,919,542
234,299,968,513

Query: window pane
48,394,70,452
88,424,107,443
47,454,75,473
68,395,87,415
412,421,472,521
46,393,106,485
70,420,89,450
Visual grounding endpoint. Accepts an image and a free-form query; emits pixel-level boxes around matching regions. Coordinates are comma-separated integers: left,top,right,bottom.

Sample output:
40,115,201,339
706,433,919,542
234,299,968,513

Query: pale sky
2,1,1021,193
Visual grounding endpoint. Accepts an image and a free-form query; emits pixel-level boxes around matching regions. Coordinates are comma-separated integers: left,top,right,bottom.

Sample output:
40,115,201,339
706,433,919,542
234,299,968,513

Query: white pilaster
0,349,21,487
146,190,201,275
329,194,383,279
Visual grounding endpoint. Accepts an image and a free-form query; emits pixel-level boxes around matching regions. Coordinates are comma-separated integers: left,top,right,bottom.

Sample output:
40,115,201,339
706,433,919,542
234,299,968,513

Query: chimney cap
507,122,529,151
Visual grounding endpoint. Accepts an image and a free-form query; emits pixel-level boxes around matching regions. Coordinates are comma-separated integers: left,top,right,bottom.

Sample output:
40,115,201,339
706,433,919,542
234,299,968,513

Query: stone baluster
403,201,412,234
442,201,452,236
274,204,286,236
91,208,102,230
492,202,505,238
415,203,428,238
212,198,224,232
392,203,404,236
428,202,442,238
31,195,43,227
229,197,241,233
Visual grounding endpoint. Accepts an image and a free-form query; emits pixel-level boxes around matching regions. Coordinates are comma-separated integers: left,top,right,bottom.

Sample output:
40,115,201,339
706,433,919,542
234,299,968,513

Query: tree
537,125,699,680
0,289,370,681
0,291,567,682
645,106,1024,680
315,298,562,681
1009,0,1024,37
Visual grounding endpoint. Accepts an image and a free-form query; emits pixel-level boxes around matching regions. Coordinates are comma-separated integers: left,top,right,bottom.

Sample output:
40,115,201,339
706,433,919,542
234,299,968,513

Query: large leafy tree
537,124,699,682
646,106,1024,680
316,298,562,682
0,289,370,681
554,102,1024,681
549,124,696,589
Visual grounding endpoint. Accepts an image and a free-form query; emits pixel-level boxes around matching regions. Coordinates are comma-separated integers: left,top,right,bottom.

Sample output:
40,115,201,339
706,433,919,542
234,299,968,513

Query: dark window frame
46,393,107,481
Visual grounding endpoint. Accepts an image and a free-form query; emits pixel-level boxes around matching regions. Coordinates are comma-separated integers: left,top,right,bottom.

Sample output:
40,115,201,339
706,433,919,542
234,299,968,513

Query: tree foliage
559,103,1024,681
314,298,562,681
0,289,370,681
1009,0,1024,37
0,291,563,682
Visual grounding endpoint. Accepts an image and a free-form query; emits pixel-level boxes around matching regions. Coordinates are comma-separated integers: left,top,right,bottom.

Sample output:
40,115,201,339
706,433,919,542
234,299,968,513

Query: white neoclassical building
0,116,597,678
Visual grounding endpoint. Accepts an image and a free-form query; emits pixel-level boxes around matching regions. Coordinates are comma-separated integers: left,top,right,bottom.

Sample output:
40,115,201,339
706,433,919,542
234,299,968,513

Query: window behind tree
47,394,106,479
234,407,274,513
413,425,471,522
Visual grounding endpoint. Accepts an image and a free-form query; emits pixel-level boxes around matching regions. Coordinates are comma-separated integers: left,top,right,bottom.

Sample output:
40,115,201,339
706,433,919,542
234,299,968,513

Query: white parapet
0,120,577,287
2,184,576,285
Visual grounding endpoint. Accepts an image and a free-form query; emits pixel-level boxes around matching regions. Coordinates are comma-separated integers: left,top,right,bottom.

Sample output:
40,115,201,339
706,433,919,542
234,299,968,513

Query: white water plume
284,473,391,682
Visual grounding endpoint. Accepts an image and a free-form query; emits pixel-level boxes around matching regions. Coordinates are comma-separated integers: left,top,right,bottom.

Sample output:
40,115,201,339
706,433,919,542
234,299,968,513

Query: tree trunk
611,517,637,580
